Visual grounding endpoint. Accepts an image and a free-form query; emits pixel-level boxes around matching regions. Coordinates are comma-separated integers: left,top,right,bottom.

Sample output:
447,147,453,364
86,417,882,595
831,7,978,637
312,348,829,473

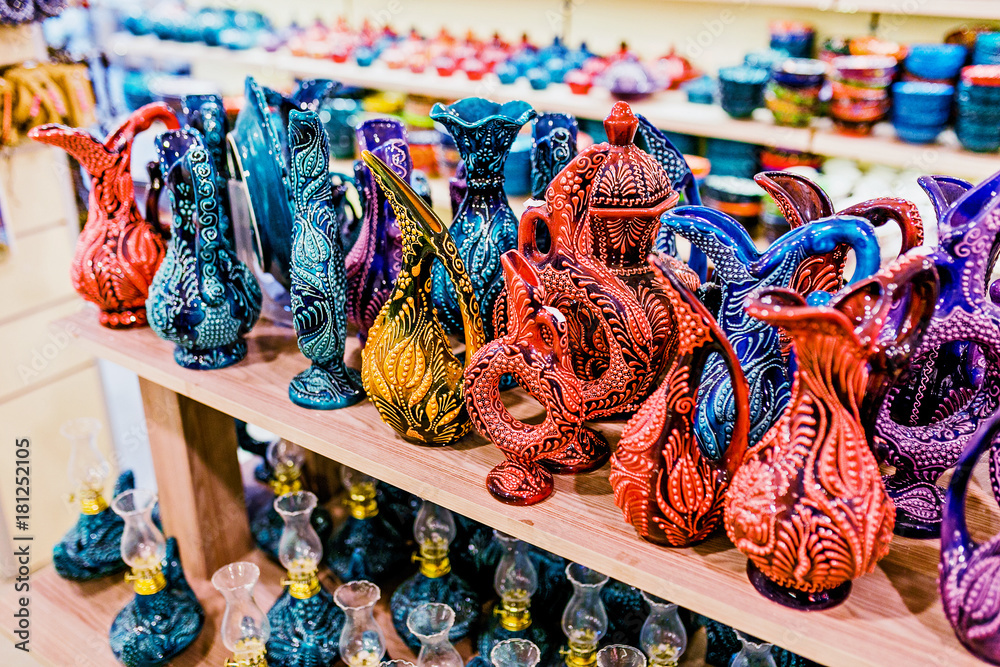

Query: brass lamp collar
224,638,268,667
413,542,451,578
346,483,379,520
282,566,321,600
495,593,532,632
125,564,166,595
78,489,108,516
268,463,302,496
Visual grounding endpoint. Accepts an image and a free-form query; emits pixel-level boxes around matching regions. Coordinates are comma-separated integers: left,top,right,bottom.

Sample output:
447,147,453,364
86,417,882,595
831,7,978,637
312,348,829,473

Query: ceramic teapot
465,102,687,504
875,170,1000,538
147,130,262,369
725,251,937,609
659,206,881,460
610,254,750,547
360,150,486,445
940,409,1000,665
28,102,179,328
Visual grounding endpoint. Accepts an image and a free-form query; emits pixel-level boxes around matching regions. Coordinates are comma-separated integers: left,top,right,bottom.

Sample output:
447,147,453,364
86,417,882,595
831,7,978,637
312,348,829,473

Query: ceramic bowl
718,66,769,118
565,69,593,94
962,65,1000,87
892,81,955,123
496,62,520,85
850,36,906,61
973,32,1000,65
771,58,827,88
956,121,1000,152
526,67,551,89
905,44,968,80
893,122,945,144
745,49,789,71
832,55,898,82
683,76,717,104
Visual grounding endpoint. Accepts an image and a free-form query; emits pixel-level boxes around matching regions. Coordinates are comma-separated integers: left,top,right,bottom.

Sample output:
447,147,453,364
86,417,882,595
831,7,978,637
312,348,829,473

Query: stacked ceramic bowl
829,55,897,134
955,65,1000,153
891,81,954,144
718,66,770,119
765,58,827,127
706,138,760,178
701,175,764,235
770,21,814,58
973,32,1000,65
904,44,967,83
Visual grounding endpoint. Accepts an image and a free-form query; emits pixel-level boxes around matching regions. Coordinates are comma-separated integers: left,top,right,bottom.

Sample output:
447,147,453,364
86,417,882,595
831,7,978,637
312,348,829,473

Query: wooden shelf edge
60,308,993,667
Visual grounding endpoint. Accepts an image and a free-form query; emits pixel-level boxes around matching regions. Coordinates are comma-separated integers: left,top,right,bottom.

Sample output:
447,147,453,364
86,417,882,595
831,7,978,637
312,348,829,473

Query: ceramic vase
181,93,233,246
611,255,750,547
875,171,1000,538
28,102,179,328
530,113,577,200
430,97,536,341
657,206,880,460
346,118,410,341
287,108,366,409
360,150,486,445
940,410,1000,665
724,252,937,609
147,129,262,370
464,102,683,506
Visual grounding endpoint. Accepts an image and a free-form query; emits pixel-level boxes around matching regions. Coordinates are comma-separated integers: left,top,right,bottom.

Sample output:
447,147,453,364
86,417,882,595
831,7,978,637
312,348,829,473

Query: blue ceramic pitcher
659,205,881,459
148,129,262,369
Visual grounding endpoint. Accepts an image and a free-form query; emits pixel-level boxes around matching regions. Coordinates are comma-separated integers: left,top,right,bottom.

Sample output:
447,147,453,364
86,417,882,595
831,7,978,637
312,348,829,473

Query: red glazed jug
29,103,178,328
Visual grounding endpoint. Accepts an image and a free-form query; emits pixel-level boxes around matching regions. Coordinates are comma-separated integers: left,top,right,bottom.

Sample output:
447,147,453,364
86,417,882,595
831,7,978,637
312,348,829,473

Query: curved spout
754,171,834,227
918,175,972,232
753,215,880,287
659,205,758,283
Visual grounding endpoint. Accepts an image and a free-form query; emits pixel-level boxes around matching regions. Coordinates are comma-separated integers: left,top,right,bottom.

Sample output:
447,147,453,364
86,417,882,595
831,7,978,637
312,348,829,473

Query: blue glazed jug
148,129,262,369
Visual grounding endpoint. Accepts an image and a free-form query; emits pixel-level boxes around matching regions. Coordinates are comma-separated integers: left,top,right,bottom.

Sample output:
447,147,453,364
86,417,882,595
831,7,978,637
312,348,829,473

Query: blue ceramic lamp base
325,515,411,582
266,588,345,667
173,340,248,370
289,363,366,410
390,572,480,651
109,538,204,667
53,471,133,581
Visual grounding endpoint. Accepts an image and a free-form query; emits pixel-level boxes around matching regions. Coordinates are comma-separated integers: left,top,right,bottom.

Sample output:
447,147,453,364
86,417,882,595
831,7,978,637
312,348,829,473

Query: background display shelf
12,307,994,667
109,33,1000,182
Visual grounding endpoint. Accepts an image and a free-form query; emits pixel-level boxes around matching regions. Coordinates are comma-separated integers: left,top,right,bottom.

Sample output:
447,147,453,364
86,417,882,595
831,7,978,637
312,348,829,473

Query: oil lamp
560,563,609,667
491,639,541,667
479,532,552,661
638,593,686,667
335,580,387,667
730,632,777,667
408,603,464,667
267,491,343,667
326,466,410,582
390,501,480,650
213,562,270,667
109,488,204,666
596,645,646,667
251,439,332,562
53,417,131,580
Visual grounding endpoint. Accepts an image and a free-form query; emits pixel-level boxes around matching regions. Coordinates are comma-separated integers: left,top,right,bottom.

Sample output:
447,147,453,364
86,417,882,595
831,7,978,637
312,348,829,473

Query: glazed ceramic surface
346,118,409,340
28,103,179,328
875,172,1000,537
52,471,132,581
109,538,204,667
147,129,262,370
266,587,345,667
360,150,486,445
725,252,937,609
658,206,880,460
611,256,749,547
287,109,366,409
940,410,1000,665
530,113,578,200
430,97,536,341
465,102,684,505
181,93,233,244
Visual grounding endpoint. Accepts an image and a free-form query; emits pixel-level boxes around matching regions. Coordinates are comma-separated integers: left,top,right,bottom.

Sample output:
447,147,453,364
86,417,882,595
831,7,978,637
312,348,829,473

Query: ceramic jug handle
106,102,179,152
840,198,924,255
941,411,1000,559
519,206,554,261
144,160,168,238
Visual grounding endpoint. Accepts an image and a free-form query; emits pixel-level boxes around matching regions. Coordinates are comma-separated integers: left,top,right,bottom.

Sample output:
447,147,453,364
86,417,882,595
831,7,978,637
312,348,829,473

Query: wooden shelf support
139,377,252,581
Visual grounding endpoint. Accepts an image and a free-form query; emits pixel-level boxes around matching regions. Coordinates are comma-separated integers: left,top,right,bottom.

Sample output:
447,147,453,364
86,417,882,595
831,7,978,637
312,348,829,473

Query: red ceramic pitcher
29,103,178,328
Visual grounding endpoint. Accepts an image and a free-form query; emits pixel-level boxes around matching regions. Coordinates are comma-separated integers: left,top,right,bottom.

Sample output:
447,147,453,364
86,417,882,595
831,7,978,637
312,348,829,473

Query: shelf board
62,306,1000,667
108,34,1000,181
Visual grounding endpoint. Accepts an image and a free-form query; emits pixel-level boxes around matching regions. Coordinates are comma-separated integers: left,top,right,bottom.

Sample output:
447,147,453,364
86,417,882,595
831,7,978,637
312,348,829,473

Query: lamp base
266,586,344,667
390,571,480,651
173,339,248,370
53,471,133,581
109,538,204,667
325,515,411,582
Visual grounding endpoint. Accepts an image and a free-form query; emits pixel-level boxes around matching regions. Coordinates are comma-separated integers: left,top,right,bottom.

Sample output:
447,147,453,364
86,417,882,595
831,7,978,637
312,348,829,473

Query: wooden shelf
657,0,1000,18
107,34,1000,181
59,305,1000,667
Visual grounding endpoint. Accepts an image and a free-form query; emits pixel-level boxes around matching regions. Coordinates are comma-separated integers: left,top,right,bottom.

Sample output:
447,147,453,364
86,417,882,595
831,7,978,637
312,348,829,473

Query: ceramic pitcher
360,150,486,446
725,251,937,610
610,255,750,547
875,170,1000,538
28,102,179,328
659,206,881,460
147,129,262,370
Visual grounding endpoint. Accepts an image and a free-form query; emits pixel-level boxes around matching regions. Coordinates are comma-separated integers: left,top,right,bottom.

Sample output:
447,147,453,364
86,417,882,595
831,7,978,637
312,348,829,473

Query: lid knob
604,101,638,147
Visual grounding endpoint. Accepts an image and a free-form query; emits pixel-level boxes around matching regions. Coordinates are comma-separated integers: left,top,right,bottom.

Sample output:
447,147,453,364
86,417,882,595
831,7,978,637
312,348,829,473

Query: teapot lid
589,102,675,213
